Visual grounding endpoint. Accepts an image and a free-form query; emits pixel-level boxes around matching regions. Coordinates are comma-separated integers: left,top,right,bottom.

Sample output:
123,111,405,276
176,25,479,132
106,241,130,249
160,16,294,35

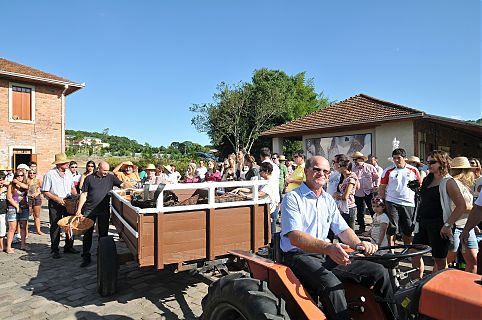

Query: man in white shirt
41,153,78,259
259,147,280,193
379,148,421,246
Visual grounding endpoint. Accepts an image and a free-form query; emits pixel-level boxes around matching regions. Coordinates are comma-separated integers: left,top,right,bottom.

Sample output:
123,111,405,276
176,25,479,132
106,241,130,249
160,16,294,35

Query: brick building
0,58,84,173
262,94,482,167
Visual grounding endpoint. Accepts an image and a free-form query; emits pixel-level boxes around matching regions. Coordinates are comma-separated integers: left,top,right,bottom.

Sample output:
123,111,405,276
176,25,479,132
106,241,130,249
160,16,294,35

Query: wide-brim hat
120,161,137,171
451,157,472,169
279,155,286,161
351,151,367,160
407,156,422,166
17,163,31,171
145,163,156,170
0,165,6,171
52,153,71,165
163,164,172,173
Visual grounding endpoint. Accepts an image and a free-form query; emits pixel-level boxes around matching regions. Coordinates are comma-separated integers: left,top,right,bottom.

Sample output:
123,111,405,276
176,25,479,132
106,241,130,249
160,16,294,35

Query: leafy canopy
191,68,329,156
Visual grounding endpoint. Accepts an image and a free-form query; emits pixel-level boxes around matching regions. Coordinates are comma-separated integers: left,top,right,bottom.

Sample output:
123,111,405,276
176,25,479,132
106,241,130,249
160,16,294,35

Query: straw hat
351,151,367,160
52,153,71,165
120,161,137,171
163,164,173,173
279,155,286,161
0,165,6,171
17,164,31,171
451,157,472,169
407,156,422,166
145,163,156,170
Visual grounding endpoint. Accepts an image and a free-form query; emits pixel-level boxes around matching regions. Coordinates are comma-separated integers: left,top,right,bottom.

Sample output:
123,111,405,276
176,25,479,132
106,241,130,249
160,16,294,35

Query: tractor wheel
201,273,290,320
97,236,118,297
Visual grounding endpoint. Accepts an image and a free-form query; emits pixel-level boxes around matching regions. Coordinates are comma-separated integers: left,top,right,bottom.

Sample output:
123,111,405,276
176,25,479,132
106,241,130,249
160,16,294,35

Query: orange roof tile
0,57,82,86
261,94,425,137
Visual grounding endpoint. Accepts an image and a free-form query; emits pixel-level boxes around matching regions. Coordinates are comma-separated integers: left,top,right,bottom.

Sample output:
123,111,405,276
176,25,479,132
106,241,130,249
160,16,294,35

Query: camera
407,180,420,192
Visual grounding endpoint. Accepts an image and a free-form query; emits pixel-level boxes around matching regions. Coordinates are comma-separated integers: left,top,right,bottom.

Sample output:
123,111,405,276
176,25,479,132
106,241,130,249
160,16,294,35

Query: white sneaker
12,234,20,243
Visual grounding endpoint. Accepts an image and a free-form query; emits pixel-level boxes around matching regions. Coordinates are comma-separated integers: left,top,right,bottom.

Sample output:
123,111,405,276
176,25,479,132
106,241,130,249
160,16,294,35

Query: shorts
28,195,42,207
0,214,6,237
6,207,29,222
413,218,449,258
385,201,414,236
449,227,479,251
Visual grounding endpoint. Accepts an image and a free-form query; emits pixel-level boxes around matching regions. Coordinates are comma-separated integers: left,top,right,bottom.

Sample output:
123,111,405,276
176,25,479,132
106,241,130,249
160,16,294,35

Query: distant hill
66,129,145,156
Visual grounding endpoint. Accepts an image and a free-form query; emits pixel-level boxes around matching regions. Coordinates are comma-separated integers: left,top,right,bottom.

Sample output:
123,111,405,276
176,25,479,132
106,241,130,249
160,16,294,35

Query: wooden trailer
98,180,272,296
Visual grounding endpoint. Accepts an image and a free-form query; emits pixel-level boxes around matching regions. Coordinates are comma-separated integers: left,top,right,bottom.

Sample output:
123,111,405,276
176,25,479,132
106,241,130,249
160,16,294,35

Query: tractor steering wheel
349,244,431,263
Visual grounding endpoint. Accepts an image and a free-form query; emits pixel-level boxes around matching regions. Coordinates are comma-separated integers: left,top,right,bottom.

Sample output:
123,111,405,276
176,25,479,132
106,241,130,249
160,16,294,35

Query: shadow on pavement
20,224,207,319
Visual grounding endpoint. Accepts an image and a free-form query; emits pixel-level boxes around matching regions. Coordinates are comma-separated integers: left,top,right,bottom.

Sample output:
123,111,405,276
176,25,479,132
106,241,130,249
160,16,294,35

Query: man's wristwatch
444,222,452,228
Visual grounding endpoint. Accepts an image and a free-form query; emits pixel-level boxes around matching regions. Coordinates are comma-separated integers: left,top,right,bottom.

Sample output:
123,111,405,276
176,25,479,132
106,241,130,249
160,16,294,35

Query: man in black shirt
75,161,125,267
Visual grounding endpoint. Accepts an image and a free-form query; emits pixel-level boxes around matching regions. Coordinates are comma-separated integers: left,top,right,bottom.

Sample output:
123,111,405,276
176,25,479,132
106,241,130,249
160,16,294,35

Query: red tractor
201,236,482,319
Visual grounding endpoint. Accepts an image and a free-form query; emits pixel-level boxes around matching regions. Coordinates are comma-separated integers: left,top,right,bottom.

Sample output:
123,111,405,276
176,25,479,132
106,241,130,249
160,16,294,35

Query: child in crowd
371,197,390,250
0,173,7,251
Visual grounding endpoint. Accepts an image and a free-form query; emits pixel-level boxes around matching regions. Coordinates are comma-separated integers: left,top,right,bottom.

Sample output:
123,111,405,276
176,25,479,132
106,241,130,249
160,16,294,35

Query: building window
9,83,35,123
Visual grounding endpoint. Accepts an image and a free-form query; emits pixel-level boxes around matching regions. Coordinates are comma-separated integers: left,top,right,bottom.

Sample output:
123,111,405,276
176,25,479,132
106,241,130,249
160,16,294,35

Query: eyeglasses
70,166,77,168
87,165,95,168
311,167,330,175
426,160,438,165
16,175,24,177
28,172,36,175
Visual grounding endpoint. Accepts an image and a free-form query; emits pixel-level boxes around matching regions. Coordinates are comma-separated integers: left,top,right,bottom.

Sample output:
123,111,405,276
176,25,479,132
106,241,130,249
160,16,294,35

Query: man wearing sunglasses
281,156,395,319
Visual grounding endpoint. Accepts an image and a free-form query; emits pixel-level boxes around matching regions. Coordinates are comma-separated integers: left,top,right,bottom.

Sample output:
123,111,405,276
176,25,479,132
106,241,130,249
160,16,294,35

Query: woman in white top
469,158,481,199
446,157,478,273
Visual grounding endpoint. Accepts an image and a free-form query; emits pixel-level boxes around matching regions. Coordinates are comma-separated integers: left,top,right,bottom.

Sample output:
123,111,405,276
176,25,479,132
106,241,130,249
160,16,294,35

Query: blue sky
2,0,481,147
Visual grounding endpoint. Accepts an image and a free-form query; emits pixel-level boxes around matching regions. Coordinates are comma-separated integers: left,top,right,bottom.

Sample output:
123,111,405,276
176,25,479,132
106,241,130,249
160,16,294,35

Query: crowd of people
1,147,482,317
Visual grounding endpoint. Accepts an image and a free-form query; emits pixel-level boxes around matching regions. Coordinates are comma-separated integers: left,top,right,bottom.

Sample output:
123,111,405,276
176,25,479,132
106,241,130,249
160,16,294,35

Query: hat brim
52,160,71,165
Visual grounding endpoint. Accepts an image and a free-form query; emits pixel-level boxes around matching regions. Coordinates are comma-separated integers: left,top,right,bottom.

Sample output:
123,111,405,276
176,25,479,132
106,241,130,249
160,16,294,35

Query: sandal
5,249,14,254
20,244,29,251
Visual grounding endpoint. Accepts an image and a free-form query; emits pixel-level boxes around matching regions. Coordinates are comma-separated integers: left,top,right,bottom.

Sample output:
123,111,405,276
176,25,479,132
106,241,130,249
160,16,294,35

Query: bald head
97,161,110,176
305,156,329,169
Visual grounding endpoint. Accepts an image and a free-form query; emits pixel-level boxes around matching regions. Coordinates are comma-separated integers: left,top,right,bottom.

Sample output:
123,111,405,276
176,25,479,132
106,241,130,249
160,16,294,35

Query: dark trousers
48,200,74,252
82,210,110,258
355,193,374,230
284,252,394,320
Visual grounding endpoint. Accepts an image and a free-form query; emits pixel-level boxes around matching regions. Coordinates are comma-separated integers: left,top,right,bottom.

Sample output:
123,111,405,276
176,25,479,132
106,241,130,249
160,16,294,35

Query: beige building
0,58,84,173
262,94,482,167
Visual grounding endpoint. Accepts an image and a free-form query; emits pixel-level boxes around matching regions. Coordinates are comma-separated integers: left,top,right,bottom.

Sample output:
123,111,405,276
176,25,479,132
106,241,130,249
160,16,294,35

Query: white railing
111,180,270,214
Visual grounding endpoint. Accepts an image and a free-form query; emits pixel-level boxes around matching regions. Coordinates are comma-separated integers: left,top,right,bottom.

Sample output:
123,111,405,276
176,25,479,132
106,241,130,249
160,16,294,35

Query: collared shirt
353,162,379,197
280,183,349,252
41,168,75,198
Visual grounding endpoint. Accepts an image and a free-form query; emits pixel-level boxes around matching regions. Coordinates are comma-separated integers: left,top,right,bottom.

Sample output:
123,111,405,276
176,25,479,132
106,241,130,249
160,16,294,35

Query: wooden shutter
12,86,32,121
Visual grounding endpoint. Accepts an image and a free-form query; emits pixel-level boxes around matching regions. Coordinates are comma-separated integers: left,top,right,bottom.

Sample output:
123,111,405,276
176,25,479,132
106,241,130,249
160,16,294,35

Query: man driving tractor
281,156,397,319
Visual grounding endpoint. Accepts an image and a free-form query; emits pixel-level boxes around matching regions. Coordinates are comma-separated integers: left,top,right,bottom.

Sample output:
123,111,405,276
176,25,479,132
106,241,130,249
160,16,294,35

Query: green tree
191,68,330,156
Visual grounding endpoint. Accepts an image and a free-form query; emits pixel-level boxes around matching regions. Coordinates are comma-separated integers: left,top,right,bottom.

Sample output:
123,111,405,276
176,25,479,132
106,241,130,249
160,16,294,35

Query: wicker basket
64,195,80,215
178,194,200,206
57,216,94,238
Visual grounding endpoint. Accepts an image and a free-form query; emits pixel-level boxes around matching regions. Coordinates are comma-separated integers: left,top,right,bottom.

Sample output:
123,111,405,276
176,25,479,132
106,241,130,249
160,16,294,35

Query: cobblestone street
0,204,212,320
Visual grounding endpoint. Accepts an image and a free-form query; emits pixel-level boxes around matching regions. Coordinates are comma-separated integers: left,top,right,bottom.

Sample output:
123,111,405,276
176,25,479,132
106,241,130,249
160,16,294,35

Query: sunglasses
311,167,330,174
469,162,476,165
426,160,438,165
87,165,95,168
16,175,24,177
70,166,77,168
28,172,36,175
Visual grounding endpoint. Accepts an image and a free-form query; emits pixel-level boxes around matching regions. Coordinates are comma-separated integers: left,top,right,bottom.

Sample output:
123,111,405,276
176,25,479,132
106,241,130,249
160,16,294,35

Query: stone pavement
0,204,214,320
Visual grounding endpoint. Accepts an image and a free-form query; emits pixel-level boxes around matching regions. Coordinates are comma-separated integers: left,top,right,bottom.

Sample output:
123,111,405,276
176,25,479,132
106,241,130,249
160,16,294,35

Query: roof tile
0,57,79,84
262,94,424,136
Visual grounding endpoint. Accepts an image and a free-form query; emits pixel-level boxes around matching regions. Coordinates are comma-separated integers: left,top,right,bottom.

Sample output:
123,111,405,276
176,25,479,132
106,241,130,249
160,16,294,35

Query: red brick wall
0,78,64,174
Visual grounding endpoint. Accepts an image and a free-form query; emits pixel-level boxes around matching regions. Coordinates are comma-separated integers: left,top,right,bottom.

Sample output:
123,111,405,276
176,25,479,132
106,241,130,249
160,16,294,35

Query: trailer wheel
97,236,118,297
201,273,290,320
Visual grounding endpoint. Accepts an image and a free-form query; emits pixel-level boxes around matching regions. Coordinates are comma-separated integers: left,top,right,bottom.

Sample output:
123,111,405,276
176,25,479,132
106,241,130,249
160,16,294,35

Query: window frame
8,82,36,124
